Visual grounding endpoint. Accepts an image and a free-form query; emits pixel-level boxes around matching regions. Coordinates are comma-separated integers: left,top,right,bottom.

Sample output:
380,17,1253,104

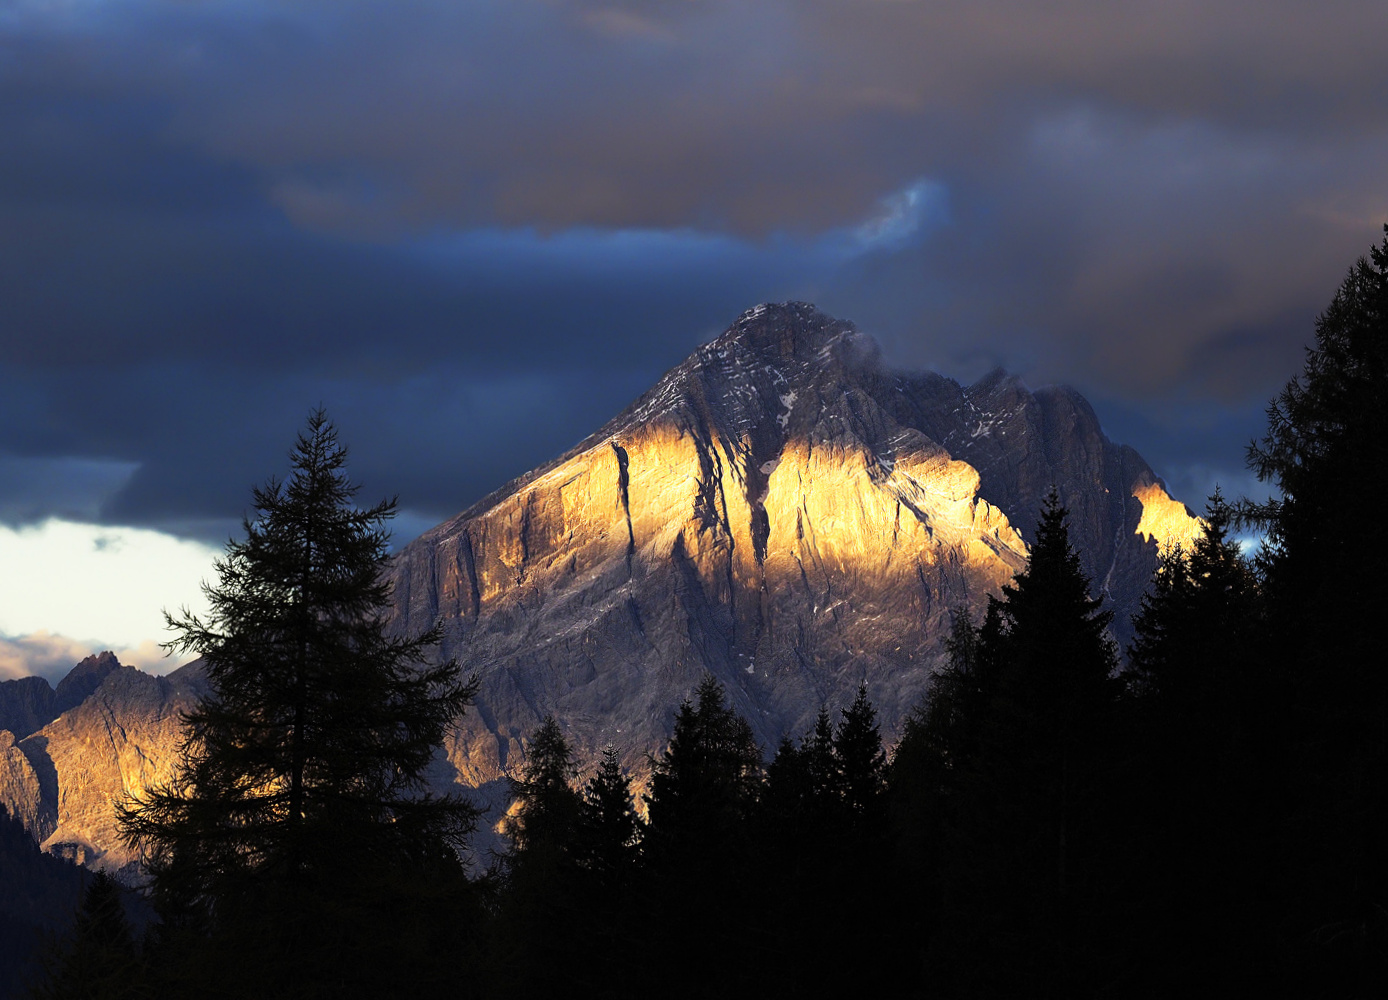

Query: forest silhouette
22,227,1388,998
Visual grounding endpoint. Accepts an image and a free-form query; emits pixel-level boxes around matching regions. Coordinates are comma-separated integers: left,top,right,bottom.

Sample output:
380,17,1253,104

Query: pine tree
1119,491,1265,989
643,676,761,851
1127,489,1256,713
494,717,587,999
639,677,763,990
568,745,643,996
117,411,480,996
888,607,990,892
921,490,1123,996
763,707,837,827
804,706,838,802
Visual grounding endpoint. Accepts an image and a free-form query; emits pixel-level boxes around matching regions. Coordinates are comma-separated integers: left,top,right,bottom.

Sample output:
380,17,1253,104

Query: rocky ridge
0,655,206,876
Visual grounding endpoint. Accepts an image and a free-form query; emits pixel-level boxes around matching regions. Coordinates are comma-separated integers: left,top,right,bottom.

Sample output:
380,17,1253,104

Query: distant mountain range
0,303,1198,873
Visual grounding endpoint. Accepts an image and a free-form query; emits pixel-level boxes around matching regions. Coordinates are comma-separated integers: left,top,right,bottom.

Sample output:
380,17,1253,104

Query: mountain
387,302,1199,806
0,303,1198,870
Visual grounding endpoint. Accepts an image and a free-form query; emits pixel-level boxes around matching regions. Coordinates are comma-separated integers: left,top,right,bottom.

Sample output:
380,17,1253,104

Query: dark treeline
29,228,1388,998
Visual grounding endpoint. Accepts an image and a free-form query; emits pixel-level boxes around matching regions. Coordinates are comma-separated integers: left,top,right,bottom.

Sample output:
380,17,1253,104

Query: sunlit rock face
0,658,206,875
387,303,1197,796
1,728,45,839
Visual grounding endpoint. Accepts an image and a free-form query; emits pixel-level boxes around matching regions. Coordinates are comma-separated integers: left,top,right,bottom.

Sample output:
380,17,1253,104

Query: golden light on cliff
1132,481,1203,553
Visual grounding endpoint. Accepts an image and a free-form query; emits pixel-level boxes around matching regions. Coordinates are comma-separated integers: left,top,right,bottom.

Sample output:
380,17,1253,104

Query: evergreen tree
567,745,643,998
803,706,838,802
1119,491,1266,989
834,683,886,822
32,872,142,1000
643,676,761,850
1128,491,1255,701
495,717,586,999
887,607,992,932
922,491,1123,996
117,411,480,997
762,707,837,828
574,744,640,878
504,716,581,860
639,677,763,994
899,606,998,793
1243,225,1388,990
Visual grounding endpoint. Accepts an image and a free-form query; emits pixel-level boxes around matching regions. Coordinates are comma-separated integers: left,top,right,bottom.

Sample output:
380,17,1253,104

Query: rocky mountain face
0,303,1199,870
0,655,206,876
387,303,1200,808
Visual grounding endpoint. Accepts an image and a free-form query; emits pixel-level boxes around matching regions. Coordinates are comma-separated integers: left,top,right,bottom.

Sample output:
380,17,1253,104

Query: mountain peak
54,651,123,716
715,302,866,360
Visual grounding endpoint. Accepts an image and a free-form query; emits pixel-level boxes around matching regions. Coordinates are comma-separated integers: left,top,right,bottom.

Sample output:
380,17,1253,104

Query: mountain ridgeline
1,303,1197,873
387,303,1197,797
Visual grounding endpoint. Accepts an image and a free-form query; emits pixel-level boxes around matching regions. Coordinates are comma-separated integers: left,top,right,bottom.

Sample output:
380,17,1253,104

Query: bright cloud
0,631,94,683
0,518,219,678
853,180,949,252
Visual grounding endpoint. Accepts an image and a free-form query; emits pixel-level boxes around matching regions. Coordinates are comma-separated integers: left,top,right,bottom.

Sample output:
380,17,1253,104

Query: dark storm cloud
2,0,1386,543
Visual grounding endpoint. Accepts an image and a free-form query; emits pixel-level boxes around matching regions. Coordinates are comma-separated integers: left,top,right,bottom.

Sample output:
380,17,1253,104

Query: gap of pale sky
0,518,218,682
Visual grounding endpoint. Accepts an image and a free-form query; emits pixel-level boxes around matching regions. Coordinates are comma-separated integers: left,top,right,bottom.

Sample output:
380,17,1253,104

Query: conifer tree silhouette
1244,225,1388,990
33,873,142,1000
575,744,641,878
118,411,479,997
834,683,886,822
504,715,581,859
1121,491,1265,989
920,490,1121,996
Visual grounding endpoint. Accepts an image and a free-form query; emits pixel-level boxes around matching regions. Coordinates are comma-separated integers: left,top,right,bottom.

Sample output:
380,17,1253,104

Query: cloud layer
1,1,1384,673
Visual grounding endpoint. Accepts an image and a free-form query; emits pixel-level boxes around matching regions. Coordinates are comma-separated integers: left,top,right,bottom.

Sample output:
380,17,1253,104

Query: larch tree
1243,225,1388,991
118,411,479,996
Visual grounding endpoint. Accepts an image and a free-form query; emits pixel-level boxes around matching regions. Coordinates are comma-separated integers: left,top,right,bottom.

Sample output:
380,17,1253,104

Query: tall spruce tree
921,491,1123,996
118,411,479,996
496,717,587,999
33,872,142,1000
643,676,761,852
504,716,581,860
888,607,993,906
574,744,640,877
639,677,763,991
834,683,887,822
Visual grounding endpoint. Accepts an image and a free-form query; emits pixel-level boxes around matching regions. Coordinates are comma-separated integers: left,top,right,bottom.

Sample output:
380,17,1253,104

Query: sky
2,0,1385,682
